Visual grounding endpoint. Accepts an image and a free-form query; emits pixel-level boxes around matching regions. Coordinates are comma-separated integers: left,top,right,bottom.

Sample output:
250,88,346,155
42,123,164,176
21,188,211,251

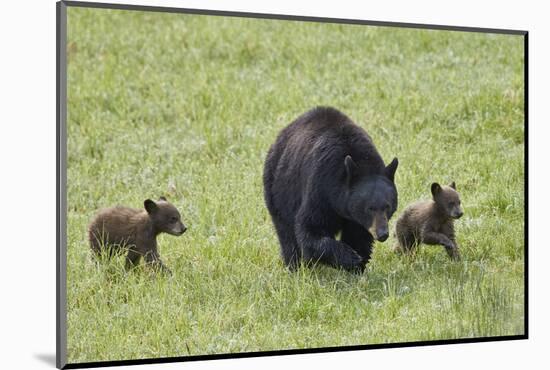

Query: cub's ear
449,181,456,190
431,183,442,197
144,199,158,214
159,196,167,201
385,157,398,182
344,155,358,186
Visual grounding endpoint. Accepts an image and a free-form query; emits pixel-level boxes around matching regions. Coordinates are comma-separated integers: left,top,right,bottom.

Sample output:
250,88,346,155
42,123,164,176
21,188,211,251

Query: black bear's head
431,182,463,219
343,155,398,242
144,196,187,236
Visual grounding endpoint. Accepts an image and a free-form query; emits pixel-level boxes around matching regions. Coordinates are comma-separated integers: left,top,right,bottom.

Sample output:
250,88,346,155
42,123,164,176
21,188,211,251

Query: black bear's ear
144,199,158,214
431,183,442,197
449,181,456,190
385,157,398,182
344,155,357,186
159,196,167,201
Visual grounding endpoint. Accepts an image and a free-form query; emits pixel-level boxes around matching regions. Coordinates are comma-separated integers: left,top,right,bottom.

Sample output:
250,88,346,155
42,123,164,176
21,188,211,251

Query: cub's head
344,155,398,242
431,182,463,219
144,196,187,236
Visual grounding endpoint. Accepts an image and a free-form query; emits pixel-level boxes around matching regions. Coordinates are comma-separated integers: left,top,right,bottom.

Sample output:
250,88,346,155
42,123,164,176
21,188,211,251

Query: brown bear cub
394,182,463,260
88,196,186,274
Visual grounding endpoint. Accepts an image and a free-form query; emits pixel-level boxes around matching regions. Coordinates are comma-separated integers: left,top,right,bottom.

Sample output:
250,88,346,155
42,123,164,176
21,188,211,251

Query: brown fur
88,197,186,274
394,182,463,260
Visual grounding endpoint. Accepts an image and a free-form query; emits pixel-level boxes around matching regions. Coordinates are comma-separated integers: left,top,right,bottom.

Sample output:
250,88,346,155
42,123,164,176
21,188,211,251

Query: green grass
66,7,525,363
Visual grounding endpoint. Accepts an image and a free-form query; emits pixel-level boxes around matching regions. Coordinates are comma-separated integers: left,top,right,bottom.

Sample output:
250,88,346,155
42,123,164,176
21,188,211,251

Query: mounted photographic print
56,1,527,368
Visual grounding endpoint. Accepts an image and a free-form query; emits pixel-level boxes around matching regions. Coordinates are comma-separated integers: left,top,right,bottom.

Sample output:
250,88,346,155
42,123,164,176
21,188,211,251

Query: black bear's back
263,107,386,222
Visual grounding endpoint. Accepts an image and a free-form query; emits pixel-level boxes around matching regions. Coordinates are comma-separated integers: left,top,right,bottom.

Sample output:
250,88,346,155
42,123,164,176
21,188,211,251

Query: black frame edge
63,335,527,369
523,32,529,338
57,1,68,369
62,0,527,35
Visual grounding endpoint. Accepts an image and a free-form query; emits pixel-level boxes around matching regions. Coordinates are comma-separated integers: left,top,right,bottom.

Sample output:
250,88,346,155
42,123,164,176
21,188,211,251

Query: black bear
88,196,187,274
263,107,399,272
394,182,463,260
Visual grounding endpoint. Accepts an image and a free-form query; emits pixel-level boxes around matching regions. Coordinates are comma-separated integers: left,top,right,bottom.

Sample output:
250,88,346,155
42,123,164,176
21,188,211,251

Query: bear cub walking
88,196,186,274
395,182,463,260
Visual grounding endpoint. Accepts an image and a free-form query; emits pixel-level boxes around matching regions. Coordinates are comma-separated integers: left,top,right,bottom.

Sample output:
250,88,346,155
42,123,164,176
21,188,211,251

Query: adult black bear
263,107,398,272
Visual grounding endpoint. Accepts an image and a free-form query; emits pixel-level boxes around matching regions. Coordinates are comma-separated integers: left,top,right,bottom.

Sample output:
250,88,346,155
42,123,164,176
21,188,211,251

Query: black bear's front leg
341,220,374,267
296,226,364,272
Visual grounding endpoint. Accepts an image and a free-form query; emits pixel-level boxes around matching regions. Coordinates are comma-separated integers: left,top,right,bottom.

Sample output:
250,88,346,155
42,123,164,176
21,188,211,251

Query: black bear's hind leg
272,218,301,271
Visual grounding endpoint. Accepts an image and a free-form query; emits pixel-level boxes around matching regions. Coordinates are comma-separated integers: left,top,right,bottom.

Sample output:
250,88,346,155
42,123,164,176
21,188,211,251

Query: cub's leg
440,223,460,260
138,241,172,275
396,232,418,255
394,219,416,255
422,231,460,261
89,227,107,257
125,248,142,271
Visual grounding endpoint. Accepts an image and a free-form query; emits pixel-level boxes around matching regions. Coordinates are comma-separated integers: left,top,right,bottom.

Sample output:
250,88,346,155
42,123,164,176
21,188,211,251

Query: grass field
66,7,525,363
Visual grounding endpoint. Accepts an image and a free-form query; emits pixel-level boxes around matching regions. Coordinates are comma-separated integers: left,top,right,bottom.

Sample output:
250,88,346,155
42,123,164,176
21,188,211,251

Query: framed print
57,1,527,368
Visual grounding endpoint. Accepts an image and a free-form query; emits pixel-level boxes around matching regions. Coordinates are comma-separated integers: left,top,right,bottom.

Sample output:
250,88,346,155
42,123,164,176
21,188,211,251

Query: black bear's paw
339,249,365,273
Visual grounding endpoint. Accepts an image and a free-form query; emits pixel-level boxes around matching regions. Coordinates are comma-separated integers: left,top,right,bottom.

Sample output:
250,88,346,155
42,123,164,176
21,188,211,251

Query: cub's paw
444,244,461,261
150,262,173,276
450,249,461,261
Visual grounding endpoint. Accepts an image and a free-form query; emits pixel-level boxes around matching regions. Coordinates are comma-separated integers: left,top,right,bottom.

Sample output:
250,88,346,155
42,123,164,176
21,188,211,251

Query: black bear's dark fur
263,107,399,272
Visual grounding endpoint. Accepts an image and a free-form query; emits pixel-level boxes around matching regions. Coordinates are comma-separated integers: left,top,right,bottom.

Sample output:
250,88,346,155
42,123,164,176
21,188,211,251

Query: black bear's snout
369,217,390,242
377,232,389,242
